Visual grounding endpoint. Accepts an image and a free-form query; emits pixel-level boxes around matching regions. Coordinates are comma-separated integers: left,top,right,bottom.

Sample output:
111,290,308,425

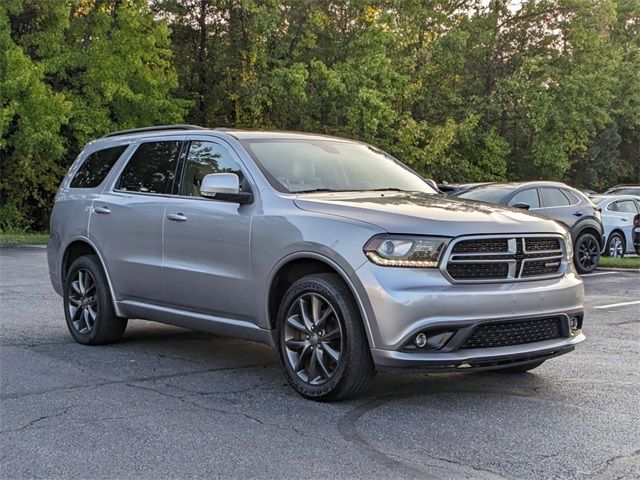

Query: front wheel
276,273,375,401
63,255,127,345
574,233,600,274
605,232,625,258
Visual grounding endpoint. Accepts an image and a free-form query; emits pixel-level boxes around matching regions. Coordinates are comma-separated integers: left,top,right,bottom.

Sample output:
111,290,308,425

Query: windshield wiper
294,188,345,194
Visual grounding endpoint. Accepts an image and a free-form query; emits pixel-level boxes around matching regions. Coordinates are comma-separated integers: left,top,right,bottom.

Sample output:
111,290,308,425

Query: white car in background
591,195,640,257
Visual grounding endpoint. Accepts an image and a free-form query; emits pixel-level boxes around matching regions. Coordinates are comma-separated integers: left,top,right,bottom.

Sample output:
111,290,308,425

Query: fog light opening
415,333,427,348
413,331,455,350
569,315,582,334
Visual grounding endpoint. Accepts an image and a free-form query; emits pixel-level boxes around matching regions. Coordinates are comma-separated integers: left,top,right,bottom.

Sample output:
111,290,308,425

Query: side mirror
511,202,530,210
200,173,252,204
424,178,442,193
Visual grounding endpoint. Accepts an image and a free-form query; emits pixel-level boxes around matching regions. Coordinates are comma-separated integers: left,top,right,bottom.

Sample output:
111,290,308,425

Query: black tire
574,233,600,274
495,360,545,374
63,255,127,345
605,232,625,258
276,273,375,401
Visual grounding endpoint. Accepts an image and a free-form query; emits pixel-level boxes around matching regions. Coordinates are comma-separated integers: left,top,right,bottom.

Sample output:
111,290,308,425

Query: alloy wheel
67,268,98,334
608,236,624,258
284,293,343,385
577,236,599,270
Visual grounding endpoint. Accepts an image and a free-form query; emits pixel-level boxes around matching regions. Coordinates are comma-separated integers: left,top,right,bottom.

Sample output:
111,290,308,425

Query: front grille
525,238,561,251
522,259,562,277
461,317,562,349
448,263,508,279
452,239,509,253
444,235,564,282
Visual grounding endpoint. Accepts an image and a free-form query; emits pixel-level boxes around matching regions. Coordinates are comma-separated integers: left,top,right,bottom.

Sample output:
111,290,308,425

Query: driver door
162,139,255,320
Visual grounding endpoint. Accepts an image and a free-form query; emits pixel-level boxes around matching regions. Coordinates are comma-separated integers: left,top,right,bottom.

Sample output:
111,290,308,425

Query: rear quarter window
70,145,128,188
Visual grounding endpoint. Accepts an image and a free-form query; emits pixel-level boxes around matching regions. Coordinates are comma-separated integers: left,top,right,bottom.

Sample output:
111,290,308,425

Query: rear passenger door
607,200,639,252
162,138,254,320
538,187,580,227
89,138,185,304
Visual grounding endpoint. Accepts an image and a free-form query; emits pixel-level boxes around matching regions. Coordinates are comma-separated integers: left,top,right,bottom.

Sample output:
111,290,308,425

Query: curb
596,267,640,272
0,244,47,249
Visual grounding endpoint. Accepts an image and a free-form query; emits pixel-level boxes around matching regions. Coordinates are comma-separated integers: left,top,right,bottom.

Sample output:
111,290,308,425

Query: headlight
364,235,450,267
563,230,573,261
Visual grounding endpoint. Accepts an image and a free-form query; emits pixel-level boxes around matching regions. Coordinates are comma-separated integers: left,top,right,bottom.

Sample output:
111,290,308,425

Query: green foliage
2,0,639,231
1,0,189,231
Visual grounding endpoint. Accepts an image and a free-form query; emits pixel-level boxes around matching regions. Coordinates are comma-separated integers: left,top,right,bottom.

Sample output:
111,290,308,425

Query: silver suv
48,125,585,401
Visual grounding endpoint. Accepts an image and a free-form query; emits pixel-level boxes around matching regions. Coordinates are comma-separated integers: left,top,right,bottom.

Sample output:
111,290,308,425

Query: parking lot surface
1,246,639,479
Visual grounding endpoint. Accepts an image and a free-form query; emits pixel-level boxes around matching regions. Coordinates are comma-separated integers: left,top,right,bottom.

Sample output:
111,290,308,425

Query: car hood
294,192,564,236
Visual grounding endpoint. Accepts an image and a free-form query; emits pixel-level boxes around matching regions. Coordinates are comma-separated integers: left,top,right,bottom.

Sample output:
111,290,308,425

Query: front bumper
352,261,585,370
372,333,585,372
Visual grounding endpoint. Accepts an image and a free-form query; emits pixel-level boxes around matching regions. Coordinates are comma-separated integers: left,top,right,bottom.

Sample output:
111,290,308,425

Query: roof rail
102,124,207,138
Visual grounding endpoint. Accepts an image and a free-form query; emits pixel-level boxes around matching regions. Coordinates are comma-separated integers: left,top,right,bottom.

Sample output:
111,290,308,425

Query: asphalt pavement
1,246,638,479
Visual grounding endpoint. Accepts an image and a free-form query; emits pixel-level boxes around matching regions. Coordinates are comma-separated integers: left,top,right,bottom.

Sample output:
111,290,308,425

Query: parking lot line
594,300,640,310
582,272,617,277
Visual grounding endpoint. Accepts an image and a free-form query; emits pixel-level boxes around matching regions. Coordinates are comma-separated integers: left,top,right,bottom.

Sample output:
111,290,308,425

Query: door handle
94,206,111,214
573,211,583,217
621,217,628,222
167,213,188,222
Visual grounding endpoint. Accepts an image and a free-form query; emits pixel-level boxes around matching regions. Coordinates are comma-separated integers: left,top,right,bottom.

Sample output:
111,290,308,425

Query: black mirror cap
511,202,530,210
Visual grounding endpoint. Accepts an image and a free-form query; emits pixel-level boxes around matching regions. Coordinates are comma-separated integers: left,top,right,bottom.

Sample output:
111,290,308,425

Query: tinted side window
70,145,127,188
116,141,182,194
617,200,638,214
508,189,540,208
543,188,571,207
178,141,245,197
562,189,581,205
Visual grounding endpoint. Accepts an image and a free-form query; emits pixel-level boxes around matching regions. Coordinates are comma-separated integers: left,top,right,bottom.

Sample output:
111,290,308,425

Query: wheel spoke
307,347,318,382
298,298,314,331
322,343,340,362
78,270,87,294
315,307,333,331
285,339,308,351
82,307,92,331
294,344,312,372
286,314,307,333
316,349,331,378
71,280,82,295
322,328,340,342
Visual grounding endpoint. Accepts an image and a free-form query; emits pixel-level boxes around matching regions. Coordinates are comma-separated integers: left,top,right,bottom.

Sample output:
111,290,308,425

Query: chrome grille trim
440,234,566,283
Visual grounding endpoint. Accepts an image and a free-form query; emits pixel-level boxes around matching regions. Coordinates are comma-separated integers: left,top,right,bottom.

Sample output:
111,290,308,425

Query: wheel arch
61,237,121,315
266,252,375,347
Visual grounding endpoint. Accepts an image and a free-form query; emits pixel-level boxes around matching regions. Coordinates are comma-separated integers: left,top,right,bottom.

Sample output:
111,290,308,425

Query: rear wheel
63,255,127,345
276,273,375,401
605,232,625,258
495,360,545,374
574,233,600,274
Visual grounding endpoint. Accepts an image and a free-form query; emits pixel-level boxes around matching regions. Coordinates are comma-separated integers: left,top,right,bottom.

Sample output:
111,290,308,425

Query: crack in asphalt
0,405,76,434
588,449,640,479
0,362,276,401
124,381,336,446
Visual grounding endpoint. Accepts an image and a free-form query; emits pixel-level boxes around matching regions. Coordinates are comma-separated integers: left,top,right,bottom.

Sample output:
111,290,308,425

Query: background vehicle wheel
574,233,600,274
276,273,375,401
63,255,127,345
495,360,545,374
605,232,625,258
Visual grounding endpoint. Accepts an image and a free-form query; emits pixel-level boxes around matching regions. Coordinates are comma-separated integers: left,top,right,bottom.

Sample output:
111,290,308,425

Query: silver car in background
591,195,640,257
48,126,585,401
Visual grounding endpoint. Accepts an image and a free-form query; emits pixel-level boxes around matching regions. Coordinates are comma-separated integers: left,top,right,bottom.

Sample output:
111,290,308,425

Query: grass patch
0,232,49,245
599,255,640,269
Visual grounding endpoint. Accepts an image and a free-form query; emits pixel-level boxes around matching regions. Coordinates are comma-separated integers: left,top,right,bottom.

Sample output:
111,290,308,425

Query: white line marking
582,272,617,277
594,300,640,310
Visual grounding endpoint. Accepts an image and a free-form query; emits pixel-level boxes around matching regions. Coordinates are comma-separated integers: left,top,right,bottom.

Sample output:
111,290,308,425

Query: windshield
458,185,515,204
239,139,437,194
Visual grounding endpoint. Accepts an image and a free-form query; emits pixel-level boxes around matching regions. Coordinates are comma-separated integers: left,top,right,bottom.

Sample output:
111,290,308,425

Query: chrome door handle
167,213,188,222
94,206,111,214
